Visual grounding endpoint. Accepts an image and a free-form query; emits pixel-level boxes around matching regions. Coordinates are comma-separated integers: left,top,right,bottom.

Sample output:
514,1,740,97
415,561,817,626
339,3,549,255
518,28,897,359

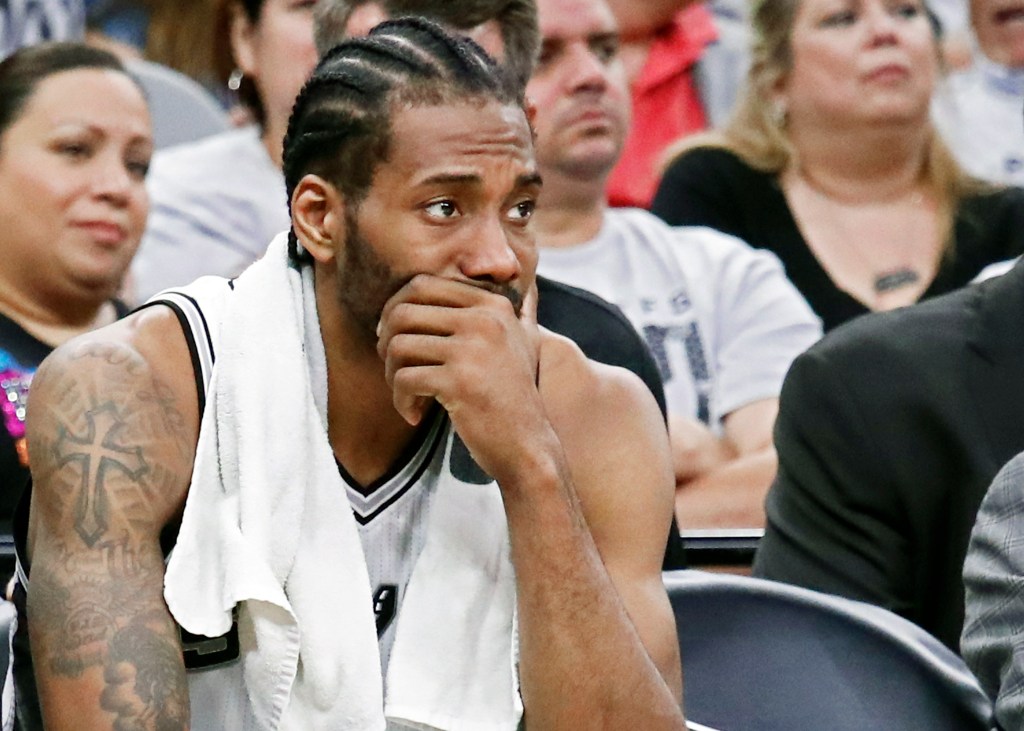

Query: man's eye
508,200,535,221
425,200,459,219
591,38,619,63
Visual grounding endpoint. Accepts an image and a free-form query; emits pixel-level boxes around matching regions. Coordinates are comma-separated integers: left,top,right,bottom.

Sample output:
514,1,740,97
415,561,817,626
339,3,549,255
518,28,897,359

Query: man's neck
534,176,608,249
314,272,426,487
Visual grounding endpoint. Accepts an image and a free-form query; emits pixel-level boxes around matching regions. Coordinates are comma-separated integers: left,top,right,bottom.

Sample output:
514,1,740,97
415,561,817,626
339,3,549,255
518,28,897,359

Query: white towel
163,233,521,730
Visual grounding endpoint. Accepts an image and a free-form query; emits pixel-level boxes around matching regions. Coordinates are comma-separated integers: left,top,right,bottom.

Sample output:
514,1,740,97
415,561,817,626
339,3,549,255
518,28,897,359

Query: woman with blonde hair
650,0,1024,331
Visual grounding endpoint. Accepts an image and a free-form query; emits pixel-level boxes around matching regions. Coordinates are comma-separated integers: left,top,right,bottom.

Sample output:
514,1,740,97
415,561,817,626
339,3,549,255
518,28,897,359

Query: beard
335,209,407,340
335,209,525,340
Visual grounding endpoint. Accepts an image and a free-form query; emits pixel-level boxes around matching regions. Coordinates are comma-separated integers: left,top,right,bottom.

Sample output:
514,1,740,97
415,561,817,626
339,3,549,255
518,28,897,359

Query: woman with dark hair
131,0,320,301
0,41,152,523
651,0,1024,332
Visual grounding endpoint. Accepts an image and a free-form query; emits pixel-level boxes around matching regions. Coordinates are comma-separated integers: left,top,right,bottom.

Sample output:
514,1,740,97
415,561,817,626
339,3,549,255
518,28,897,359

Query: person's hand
668,414,734,483
377,274,546,483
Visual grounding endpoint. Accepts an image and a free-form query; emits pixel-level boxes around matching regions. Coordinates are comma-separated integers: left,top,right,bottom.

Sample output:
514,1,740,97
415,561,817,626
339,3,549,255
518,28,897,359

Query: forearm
675,447,776,529
501,437,684,729
29,539,189,731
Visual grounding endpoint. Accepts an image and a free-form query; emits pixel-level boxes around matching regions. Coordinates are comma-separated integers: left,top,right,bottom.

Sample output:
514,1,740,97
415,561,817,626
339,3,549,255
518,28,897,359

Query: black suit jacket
753,260,1024,651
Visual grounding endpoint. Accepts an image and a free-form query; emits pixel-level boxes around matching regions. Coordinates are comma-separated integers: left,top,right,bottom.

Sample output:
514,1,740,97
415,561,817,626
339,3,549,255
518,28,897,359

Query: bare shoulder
538,328,665,437
537,329,674,562
26,305,200,559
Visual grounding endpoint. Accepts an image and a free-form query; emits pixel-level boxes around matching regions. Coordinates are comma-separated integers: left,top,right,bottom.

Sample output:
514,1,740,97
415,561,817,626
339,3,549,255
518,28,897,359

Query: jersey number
374,584,398,636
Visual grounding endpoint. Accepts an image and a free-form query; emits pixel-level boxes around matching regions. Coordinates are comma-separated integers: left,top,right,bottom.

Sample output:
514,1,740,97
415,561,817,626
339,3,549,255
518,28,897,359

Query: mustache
466,280,524,316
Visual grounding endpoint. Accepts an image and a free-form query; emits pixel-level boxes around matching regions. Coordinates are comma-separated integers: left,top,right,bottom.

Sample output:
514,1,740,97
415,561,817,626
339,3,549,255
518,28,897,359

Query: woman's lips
73,220,127,245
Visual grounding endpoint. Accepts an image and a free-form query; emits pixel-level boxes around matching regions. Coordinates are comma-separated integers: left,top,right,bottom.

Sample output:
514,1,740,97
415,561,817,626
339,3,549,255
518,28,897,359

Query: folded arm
671,398,778,529
25,311,197,731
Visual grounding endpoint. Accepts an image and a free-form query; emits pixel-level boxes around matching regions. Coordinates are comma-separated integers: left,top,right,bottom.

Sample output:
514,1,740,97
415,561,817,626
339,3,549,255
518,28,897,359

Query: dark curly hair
282,16,525,263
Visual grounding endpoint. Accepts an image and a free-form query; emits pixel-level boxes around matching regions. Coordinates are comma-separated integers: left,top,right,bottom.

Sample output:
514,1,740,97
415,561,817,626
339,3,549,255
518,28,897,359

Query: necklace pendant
874,268,920,293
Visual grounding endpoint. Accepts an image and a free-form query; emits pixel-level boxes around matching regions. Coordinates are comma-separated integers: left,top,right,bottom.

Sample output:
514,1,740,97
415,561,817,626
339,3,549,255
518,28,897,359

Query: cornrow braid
282,16,523,263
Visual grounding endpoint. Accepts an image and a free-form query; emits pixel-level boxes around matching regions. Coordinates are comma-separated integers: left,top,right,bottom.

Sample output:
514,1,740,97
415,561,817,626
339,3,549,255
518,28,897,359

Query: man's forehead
538,0,617,37
386,101,536,179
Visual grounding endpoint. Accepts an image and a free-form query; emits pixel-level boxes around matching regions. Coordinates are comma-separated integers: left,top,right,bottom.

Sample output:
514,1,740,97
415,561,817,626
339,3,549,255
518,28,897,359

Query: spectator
651,0,1024,332
1,0,85,59
0,42,151,529
130,0,319,300
603,0,748,209
963,449,1024,727
528,0,821,528
933,0,1024,185
754,259,1024,652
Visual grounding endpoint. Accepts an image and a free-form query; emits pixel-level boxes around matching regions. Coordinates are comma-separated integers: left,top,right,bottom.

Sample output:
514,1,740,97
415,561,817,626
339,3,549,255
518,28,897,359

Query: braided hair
282,16,524,262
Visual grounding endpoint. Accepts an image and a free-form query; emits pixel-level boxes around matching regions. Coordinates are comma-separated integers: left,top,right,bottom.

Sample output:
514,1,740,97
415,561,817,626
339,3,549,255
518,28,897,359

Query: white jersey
148,278,459,729
537,209,821,429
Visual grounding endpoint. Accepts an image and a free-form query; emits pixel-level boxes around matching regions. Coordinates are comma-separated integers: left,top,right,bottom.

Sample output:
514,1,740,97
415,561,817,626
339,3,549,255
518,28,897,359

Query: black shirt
651,146,1024,331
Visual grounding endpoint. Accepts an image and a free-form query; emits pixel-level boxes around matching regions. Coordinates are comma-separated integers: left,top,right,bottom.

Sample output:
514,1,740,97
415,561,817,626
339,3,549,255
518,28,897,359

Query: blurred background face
971,0,1024,67
232,0,321,140
526,0,630,181
0,68,152,301
778,0,937,130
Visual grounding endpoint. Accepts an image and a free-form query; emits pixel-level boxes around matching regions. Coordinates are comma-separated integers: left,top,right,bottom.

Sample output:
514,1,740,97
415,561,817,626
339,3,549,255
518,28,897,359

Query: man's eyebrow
415,173,483,187
516,172,543,189
413,172,543,189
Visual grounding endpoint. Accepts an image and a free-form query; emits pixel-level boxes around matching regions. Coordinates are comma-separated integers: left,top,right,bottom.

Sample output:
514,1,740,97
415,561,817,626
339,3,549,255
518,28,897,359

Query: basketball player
18,19,684,731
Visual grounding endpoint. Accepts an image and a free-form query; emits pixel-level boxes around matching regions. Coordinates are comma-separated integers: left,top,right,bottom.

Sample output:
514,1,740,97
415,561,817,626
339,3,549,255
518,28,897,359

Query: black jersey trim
349,414,448,526
134,298,208,415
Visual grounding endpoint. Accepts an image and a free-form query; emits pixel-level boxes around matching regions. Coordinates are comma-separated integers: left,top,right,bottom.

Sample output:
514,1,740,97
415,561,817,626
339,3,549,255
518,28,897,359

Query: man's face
332,100,541,337
971,0,1024,67
525,0,630,182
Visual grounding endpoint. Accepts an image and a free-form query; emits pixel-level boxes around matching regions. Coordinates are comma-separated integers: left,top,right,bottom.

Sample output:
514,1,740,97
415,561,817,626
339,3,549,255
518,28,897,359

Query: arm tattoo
28,341,193,730
55,403,149,547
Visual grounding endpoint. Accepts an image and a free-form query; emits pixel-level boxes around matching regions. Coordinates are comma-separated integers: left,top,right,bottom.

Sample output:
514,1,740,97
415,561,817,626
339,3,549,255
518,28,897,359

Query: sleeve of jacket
752,344,913,616
962,451,1024,731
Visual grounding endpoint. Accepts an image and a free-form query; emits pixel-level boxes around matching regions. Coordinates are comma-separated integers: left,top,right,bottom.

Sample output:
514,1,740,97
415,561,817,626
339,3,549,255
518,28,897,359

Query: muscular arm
25,311,198,731
671,398,778,529
528,345,684,723
378,276,683,728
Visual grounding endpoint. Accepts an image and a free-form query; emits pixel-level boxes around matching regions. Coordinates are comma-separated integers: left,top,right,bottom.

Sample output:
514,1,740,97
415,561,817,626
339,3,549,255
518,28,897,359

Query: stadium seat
665,570,994,731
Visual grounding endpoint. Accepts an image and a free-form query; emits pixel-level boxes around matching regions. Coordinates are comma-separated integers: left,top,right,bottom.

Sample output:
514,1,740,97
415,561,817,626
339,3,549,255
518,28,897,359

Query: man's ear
291,174,346,264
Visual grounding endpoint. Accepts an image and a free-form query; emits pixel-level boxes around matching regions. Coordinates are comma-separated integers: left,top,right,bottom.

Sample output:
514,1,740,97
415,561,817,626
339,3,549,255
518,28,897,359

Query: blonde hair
662,0,991,251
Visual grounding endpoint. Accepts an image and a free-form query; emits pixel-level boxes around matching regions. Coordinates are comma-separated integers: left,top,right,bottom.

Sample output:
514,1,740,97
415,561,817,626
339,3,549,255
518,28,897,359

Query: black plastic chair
665,570,994,731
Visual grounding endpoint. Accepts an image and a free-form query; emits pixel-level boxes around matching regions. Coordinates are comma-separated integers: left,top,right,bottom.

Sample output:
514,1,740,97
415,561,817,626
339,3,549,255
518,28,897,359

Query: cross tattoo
55,404,149,547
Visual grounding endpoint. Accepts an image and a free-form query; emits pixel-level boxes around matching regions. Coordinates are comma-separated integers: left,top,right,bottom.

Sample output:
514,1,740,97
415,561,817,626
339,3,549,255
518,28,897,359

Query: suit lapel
966,262,1024,470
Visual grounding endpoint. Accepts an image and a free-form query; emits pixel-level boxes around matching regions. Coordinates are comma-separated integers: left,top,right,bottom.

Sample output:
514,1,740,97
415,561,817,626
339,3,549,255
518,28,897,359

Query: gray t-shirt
537,208,822,429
